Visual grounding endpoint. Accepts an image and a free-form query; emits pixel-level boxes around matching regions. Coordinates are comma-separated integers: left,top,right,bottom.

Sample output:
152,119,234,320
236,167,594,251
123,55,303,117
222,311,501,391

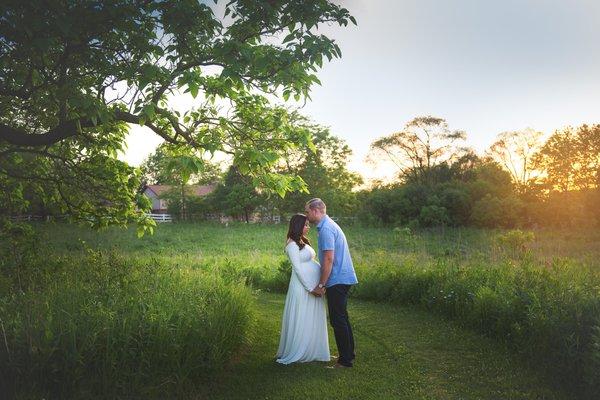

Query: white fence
146,213,173,223
7,213,296,225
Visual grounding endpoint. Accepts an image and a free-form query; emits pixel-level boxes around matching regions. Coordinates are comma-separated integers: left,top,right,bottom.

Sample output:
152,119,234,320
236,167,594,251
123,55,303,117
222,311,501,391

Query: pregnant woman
276,214,330,364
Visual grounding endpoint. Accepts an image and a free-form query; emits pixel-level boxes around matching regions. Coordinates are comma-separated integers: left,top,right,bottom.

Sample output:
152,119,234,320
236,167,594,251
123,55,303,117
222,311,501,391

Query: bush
495,229,535,254
470,194,525,228
419,204,450,227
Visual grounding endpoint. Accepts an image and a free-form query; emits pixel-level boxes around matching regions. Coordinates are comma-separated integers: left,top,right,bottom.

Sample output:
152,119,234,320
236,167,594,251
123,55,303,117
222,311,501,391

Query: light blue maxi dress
276,242,330,364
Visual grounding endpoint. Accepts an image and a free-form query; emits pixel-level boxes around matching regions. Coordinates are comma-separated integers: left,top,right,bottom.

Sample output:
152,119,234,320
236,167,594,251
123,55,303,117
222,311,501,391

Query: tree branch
0,120,91,146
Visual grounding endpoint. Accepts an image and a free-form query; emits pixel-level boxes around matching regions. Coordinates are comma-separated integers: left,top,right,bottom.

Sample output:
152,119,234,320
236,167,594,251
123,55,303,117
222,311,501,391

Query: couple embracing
276,198,358,369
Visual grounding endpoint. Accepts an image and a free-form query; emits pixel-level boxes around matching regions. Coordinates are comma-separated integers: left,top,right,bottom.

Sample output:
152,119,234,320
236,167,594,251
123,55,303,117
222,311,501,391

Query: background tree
208,166,261,223
357,154,522,228
368,116,467,184
0,0,355,229
533,128,578,192
487,128,544,193
274,123,362,217
140,143,222,219
140,144,178,186
573,124,600,189
530,124,600,227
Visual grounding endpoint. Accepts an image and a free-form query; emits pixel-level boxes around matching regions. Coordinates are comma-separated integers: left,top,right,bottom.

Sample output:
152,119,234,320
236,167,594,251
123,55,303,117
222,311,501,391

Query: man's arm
319,250,334,286
312,249,333,296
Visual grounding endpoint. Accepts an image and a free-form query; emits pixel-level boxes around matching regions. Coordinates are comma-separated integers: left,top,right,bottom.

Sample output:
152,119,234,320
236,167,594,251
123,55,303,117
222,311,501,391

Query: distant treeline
160,120,599,228
358,120,599,228
12,118,597,229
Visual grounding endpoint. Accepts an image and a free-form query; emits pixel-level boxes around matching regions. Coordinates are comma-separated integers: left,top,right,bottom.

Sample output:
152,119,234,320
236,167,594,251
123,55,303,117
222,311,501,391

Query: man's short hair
306,198,326,212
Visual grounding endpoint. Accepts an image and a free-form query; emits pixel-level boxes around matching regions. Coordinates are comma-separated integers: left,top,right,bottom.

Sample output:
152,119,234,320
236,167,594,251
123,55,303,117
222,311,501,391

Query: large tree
0,0,355,230
368,116,467,184
531,124,600,227
573,124,600,189
487,128,544,192
532,128,579,192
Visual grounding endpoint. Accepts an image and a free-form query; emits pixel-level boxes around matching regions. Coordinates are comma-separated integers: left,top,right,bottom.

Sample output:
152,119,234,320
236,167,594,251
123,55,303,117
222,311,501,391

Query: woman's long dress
275,242,330,364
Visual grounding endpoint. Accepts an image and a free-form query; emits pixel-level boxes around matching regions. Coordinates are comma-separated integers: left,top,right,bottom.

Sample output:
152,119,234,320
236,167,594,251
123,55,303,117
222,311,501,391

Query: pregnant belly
298,261,321,288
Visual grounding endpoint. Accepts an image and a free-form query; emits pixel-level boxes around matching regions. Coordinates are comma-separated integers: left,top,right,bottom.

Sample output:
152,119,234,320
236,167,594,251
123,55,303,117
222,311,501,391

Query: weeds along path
200,292,569,400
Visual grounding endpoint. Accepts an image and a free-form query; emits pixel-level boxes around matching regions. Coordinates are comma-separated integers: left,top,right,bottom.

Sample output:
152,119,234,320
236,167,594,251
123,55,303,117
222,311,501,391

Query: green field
2,222,599,399
38,222,600,269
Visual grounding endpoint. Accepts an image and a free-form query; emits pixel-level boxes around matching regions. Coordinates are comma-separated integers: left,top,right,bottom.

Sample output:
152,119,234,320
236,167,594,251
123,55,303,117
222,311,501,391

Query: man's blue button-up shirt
316,215,358,287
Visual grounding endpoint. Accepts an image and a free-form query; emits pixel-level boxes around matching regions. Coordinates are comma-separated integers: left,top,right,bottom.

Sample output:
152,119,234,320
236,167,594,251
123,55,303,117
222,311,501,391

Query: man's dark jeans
326,284,355,367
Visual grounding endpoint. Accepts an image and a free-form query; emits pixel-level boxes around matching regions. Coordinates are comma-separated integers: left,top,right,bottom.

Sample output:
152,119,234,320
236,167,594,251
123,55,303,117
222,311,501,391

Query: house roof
145,184,216,198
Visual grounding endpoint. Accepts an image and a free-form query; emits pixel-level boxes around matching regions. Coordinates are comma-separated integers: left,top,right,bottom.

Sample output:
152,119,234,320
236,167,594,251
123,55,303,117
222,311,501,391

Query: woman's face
302,219,310,236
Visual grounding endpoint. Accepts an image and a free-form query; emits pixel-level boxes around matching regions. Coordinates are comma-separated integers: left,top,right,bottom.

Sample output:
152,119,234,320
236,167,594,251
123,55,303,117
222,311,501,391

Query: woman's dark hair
287,214,311,250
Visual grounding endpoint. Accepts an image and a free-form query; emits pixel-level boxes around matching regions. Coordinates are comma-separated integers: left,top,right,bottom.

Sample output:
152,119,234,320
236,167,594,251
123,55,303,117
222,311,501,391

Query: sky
122,0,600,183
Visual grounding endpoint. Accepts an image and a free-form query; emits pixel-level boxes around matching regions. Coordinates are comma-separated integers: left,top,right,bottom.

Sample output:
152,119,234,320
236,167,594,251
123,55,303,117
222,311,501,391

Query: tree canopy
273,121,362,216
0,0,355,230
487,128,544,192
368,116,467,184
534,124,600,192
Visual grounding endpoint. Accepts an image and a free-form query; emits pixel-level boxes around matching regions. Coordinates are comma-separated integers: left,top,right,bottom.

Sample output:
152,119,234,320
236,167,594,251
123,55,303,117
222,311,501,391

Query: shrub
495,229,535,254
419,205,450,227
393,227,417,249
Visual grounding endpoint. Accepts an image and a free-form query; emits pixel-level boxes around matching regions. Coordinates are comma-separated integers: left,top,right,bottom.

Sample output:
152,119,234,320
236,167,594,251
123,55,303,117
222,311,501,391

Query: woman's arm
286,242,312,291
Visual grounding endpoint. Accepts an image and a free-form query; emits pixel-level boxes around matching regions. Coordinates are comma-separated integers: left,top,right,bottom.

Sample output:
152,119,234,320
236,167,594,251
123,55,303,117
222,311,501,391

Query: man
304,198,358,369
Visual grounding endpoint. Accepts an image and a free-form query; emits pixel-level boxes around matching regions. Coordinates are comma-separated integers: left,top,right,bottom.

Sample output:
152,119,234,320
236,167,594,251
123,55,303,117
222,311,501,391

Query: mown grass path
199,292,568,400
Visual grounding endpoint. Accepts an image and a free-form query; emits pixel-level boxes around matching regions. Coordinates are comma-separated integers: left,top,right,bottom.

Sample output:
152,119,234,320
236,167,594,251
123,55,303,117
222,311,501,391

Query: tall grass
351,254,600,397
0,241,254,399
6,222,600,398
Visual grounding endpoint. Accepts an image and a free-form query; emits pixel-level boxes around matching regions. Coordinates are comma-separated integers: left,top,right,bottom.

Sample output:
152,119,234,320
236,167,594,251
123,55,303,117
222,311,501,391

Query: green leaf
189,82,199,98
283,33,295,43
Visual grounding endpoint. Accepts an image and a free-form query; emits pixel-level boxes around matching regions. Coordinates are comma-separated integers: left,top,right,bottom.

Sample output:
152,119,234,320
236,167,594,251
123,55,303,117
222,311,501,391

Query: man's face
304,206,317,223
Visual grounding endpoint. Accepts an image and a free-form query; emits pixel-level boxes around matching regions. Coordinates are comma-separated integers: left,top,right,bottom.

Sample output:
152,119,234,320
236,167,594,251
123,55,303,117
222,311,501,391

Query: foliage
359,156,521,228
140,143,222,220
0,244,254,399
534,124,600,191
273,124,362,217
360,122,597,230
24,222,600,398
140,142,222,186
0,123,155,232
0,0,356,226
207,166,262,222
393,226,417,249
163,186,213,221
470,194,525,228
495,229,535,254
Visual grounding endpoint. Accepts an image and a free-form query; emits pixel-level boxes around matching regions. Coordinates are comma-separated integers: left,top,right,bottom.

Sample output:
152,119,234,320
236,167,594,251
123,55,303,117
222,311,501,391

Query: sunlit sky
122,0,600,183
